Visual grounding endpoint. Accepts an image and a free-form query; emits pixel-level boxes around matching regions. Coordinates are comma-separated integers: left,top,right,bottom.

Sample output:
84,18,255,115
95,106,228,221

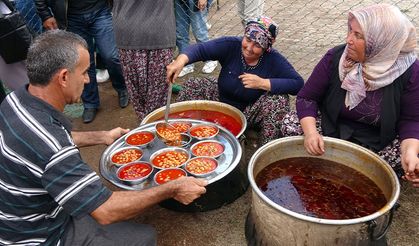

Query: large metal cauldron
141,100,247,139
246,136,400,246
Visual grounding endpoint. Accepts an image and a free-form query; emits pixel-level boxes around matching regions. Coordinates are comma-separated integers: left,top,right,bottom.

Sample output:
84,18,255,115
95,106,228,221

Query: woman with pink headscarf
281,4,419,187
167,16,304,145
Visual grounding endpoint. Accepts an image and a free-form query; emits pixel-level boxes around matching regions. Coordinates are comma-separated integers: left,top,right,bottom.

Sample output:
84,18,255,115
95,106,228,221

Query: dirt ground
68,81,418,246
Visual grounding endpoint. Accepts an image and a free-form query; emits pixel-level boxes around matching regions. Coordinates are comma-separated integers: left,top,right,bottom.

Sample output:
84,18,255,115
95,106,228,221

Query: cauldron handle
367,203,400,241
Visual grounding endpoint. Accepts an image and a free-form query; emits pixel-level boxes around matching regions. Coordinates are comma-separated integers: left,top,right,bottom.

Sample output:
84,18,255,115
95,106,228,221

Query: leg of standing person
92,5,128,109
61,215,156,246
67,12,100,123
238,0,265,26
243,93,290,145
119,48,172,121
188,0,218,74
95,48,109,83
0,80,6,103
175,0,195,77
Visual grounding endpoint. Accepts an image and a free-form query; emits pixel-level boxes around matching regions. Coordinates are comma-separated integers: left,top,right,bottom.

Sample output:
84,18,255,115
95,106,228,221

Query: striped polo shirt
0,86,112,245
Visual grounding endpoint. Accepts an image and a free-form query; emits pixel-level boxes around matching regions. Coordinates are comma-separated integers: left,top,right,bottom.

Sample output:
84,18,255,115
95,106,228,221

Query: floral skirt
281,110,404,177
177,77,290,145
119,48,173,121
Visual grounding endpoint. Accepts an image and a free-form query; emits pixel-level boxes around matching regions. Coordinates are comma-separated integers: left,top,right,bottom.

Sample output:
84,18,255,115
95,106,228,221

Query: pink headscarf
338,4,417,110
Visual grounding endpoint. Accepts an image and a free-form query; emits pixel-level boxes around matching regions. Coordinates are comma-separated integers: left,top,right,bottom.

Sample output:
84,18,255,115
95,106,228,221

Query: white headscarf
338,4,417,110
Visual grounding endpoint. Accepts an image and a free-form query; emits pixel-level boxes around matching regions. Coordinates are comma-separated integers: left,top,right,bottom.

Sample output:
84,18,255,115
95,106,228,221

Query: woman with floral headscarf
281,4,419,187
167,16,304,145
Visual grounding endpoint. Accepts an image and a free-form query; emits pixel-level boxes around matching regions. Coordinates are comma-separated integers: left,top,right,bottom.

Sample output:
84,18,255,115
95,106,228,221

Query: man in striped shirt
0,30,207,246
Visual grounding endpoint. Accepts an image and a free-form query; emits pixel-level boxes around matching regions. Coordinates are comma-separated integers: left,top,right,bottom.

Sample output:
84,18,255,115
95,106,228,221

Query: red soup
171,122,192,133
118,162,152,180
164,110,242,136
190,125,218,138
126,131,154,146
191,141,224,157
155,168,186,185
111,148,142,165
152,151,188,169
186,157,218,175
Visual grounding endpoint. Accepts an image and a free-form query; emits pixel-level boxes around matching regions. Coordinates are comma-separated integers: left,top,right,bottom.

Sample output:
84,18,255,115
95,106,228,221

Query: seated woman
281,4,419,187
167,16,304,145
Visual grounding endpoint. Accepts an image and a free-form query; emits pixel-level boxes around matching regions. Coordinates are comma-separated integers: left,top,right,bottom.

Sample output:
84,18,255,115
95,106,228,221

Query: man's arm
71,127,129,147
91,177,207,225
34,0,53,22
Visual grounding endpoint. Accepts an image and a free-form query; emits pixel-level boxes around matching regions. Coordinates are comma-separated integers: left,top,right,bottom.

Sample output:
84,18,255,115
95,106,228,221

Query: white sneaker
178,64,195,77
202,61,218,74
96,69,109,83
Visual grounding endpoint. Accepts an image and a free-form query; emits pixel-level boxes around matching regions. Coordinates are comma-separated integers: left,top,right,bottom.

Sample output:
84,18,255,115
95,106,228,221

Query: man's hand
172,177,207,205
198,0,207,11
239,73,271,91
104,127,130,145
43,17,58,30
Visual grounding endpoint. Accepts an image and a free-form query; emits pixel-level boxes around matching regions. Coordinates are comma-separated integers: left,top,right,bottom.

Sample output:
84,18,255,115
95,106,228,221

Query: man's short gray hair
26,30,88,86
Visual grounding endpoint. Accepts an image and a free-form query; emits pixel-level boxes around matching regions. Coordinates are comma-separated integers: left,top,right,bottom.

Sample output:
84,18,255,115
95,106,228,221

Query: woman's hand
166,54,189,83
300,117,325,155
304,131,325,156
401,138,419,187
238,73,271,91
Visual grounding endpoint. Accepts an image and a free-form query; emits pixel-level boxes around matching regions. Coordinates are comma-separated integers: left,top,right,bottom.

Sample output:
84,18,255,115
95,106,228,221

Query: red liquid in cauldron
256,157,387,220
165,110,242,136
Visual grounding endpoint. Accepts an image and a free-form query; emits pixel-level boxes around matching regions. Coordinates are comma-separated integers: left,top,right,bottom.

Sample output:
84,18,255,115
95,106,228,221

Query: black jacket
34,0,113,29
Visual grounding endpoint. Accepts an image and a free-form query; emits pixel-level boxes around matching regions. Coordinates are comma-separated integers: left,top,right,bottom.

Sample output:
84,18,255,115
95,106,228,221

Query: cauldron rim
248,136,400,225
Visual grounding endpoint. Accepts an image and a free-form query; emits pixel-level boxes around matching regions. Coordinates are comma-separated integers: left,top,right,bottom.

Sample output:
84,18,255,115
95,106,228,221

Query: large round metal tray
100,119,242,191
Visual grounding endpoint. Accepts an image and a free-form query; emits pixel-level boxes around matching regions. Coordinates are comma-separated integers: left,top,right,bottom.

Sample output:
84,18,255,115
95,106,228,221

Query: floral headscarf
338,4,417,110
244,16,278,51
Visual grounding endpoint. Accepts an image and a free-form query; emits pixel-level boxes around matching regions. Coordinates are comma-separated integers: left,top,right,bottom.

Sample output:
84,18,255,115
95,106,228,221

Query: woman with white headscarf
281,4,419,187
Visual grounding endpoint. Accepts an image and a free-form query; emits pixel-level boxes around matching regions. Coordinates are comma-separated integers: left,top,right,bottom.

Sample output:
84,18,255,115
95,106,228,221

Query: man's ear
57,68,69,88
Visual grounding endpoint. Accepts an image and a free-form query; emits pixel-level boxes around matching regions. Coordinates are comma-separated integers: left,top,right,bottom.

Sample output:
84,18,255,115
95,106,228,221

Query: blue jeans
67,5,126,109
175,0,209,54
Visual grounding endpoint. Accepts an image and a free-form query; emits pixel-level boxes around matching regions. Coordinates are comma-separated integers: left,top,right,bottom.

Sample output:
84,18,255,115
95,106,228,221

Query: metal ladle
155,83,181,144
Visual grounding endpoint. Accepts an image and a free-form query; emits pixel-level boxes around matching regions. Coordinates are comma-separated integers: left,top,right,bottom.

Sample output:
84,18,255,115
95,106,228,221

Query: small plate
184,157,218,178
110,146,143,167
149,147,190,169
125,130,155,148
116,162,154,185
188,124,219,140
154,168,187,185
190,140,225,158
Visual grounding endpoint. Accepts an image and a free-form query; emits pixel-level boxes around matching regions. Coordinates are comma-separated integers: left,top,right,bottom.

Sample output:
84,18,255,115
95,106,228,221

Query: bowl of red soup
154,168,187,185
150,147,190,169
185,157,218,177
116,162,153,185
110,147,143,167
190,140,225,158
189,124,219,140
171,121,192,133
125,130,155,147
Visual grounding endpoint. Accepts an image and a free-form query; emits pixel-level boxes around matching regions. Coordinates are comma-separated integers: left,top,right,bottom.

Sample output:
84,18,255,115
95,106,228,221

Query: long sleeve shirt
296,48,419,141
183,36,304,110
